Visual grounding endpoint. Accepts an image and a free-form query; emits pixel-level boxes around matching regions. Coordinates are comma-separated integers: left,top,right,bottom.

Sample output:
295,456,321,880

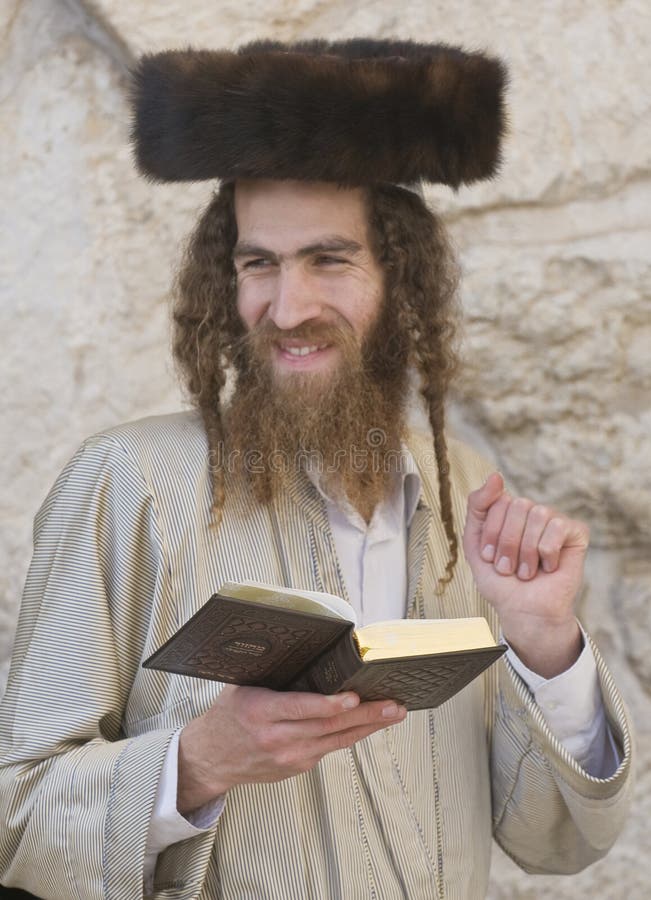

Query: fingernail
481,544,495,561
517,562,529,579
382,703,399,718
496,556,512,574
342,695,358,710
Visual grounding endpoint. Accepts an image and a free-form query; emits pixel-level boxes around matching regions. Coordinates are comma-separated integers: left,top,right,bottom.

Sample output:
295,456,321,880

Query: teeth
283,344,326,356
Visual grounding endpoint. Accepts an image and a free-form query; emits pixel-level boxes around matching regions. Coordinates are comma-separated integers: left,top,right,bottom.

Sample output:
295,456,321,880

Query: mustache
255,320,351,346
231,319,356,360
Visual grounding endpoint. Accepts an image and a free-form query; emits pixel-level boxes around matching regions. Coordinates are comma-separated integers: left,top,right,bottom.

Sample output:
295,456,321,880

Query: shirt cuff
143,729,225,894
504,626,620,778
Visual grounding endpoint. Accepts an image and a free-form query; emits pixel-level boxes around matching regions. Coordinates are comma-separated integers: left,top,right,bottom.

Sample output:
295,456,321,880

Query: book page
355,617,496,660
218,580,356,625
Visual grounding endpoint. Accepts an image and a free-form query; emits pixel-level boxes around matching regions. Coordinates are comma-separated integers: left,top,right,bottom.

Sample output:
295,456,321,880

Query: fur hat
131,38,507,189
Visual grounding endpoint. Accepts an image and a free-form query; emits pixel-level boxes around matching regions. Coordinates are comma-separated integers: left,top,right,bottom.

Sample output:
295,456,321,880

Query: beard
223,302,411,521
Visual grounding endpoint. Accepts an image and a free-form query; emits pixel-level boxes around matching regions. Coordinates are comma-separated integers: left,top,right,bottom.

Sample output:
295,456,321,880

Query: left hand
463,473,589,678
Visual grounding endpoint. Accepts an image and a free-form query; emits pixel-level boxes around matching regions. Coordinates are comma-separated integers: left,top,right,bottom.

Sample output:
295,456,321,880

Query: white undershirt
143,449,619,893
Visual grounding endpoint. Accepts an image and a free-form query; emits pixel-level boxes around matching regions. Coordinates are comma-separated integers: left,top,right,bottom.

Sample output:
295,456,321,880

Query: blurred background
1,1,649,896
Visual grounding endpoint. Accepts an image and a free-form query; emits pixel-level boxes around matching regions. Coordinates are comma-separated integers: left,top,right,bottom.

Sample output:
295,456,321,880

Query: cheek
236,281,266,328
335,286,382,335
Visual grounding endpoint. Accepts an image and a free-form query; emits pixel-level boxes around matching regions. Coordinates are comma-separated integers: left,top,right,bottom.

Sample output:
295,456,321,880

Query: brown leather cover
143,593,506,710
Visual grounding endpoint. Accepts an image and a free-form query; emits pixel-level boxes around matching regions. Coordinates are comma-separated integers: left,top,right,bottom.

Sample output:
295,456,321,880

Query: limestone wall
1,1,649,895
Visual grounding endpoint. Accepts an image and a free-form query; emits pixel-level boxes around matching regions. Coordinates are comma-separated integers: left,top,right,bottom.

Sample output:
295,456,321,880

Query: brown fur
131,39,507,189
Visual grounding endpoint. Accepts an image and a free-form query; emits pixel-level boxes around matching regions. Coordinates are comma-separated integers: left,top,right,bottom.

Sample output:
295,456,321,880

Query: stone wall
1,1,649,895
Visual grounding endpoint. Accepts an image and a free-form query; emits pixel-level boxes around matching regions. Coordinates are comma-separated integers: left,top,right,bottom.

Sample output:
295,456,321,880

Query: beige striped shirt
0,410,634,899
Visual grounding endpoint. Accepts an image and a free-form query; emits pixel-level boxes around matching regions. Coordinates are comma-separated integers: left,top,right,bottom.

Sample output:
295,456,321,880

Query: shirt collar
304,442,422,532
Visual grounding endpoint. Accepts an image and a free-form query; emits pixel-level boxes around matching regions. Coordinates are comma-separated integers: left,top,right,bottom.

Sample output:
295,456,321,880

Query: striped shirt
0,410,634,899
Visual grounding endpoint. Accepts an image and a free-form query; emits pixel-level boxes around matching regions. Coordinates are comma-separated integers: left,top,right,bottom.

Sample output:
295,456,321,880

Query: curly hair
173,180,461,585
364,185,461,585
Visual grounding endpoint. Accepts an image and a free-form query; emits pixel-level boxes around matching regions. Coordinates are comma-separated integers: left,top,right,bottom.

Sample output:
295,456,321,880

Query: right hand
177,685,406,814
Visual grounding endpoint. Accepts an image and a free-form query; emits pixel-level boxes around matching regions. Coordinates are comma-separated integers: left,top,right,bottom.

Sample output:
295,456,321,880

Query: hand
177,686,406,814
463,473,588,678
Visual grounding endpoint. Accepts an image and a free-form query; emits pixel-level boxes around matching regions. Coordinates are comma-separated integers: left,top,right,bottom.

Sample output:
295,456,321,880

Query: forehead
233,179,370,248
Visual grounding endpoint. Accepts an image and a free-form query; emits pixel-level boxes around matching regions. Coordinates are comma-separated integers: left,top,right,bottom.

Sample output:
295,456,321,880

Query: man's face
233,179,384,380
226,179,409,518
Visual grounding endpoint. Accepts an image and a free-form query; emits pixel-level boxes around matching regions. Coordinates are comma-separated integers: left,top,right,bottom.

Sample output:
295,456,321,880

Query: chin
272,363,338,397
274,367,333,388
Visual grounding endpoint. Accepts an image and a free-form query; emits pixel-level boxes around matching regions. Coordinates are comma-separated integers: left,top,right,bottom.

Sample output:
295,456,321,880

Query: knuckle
355,706,373,726
538,536,559,556
511,497,533,514
258,695,278,721
496,536,520,555
481,520,500,541
255,725,277,752
275,747,297,769
518,541,539,561
489,495,510,519
529,504,549,524
547,516,567,535
281,697,305,720
318,714,344,737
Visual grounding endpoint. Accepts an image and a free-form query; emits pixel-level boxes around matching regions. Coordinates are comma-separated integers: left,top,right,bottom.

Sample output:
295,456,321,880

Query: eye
242,258,271,270
315,255,347,266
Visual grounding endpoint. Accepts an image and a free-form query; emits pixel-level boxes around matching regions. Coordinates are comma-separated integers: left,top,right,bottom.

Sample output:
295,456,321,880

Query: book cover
143,589,506,710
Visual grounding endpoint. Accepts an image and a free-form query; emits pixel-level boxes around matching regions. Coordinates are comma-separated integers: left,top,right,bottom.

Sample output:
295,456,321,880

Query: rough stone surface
1,1,650,897
451,179,651,550
0,0,207,684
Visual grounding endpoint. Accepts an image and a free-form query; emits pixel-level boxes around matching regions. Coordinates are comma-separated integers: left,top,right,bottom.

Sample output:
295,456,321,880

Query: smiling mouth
279,343,330,357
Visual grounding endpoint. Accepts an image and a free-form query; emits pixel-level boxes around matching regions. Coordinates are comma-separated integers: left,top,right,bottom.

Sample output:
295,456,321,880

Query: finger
464,473,506,558
276,699,406,740
315,711,407,756
274,713,408,776
468,472,504,524
479,492,511,562
493,497,535,576
538,516,588,573
516,504,552,579
263,690,361,723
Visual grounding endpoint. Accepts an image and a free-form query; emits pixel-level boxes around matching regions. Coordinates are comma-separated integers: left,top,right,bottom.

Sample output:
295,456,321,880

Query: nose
267,263,323,330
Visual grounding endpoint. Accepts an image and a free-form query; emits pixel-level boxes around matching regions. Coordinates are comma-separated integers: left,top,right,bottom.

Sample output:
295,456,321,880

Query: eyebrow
232,236,365,262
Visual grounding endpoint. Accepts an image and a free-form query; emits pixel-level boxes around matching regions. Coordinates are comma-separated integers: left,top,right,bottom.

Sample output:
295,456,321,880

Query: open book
143,581,506,711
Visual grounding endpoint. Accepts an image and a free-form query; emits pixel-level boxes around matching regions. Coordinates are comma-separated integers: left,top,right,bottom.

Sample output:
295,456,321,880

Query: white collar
304,443,422,533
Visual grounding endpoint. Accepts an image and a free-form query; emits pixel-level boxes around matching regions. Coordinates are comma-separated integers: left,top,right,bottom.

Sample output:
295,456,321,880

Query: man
0,39,633,900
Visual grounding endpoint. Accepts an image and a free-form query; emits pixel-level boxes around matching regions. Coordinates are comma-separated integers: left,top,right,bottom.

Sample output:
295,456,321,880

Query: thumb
464,472,505,546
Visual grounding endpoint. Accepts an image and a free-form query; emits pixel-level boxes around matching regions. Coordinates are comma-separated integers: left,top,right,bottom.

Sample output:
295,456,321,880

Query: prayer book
143,581,506,711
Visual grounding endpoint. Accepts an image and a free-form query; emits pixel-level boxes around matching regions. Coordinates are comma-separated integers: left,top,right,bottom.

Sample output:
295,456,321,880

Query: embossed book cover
143,581,506,710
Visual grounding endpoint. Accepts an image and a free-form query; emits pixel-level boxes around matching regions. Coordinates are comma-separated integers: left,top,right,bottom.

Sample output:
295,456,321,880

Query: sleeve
506,631,619,778
491,629,635,874
144,730,225,895
0,434,216,899
443,435,635,874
